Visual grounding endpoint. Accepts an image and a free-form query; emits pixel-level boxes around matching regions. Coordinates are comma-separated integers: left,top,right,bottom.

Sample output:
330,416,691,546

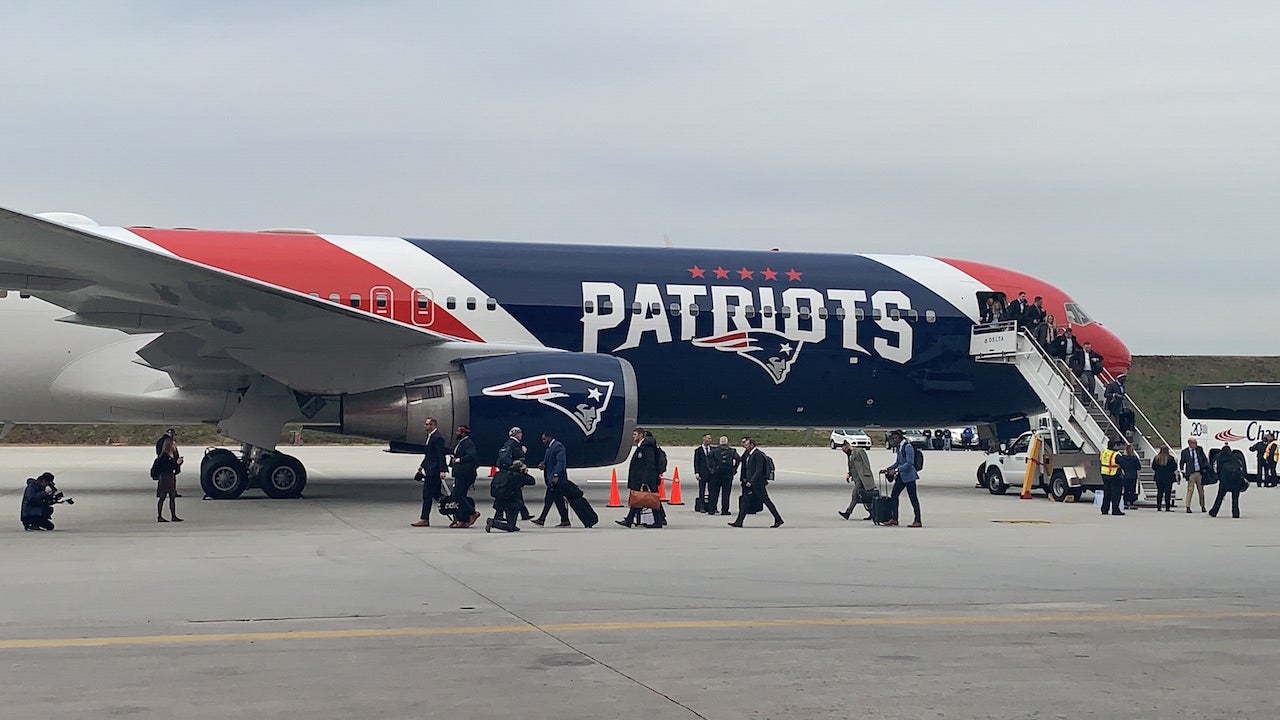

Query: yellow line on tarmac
3,609,1279,651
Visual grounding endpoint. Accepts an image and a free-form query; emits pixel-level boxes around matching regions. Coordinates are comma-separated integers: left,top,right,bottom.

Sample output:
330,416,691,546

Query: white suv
830,428,872,449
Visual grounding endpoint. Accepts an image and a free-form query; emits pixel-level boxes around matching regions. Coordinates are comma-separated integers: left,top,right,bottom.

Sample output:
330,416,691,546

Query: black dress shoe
838,510,852,520
641,523,662,529
614,520,632,528
530,518,545,526
771,520,784,528
720,510,731,516
556,521,571,528
1111,511,1125,516
727,522,742,527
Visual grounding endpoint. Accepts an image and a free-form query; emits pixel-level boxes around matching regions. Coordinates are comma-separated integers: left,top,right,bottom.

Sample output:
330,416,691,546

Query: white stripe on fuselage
862,255,991,322
321,235,543,346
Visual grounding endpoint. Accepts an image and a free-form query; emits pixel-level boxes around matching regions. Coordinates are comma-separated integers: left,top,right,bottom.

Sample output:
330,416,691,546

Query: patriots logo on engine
692,329,804,385
481,374,615,436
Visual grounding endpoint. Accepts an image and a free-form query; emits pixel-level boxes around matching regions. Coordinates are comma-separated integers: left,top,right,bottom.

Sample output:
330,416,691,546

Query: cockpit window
1063,302,1092,326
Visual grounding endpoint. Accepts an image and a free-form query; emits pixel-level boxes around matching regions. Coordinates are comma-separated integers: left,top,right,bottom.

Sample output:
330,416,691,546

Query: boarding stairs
970,322,1170,504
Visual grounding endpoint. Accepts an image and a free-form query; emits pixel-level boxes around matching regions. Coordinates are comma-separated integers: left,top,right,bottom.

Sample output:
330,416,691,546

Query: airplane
0,207,1130,501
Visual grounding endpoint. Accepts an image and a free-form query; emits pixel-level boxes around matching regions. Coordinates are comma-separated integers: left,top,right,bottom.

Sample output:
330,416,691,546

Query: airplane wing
0,207,522,395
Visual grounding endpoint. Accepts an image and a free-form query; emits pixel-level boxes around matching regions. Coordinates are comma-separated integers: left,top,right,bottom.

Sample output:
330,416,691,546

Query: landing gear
199,446,307,499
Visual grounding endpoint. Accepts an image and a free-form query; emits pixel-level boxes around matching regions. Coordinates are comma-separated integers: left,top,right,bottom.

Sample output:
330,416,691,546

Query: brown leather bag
628,485,661,509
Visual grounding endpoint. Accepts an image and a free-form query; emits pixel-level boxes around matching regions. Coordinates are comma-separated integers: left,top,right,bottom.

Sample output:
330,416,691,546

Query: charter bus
1181,383,1280,478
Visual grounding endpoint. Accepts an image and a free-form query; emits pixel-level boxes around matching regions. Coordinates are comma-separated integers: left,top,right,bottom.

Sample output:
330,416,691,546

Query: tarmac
2,444,1278,719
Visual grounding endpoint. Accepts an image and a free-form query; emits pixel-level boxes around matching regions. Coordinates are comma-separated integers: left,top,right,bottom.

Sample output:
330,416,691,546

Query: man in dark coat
411,417,447,527
693,434,714,513
708,435,739,515
446,425,481,528
728,437,783,528
21,473,57,531
1069,342,1104,395
487,428,536,532
1117,444,1142,509
1004,291,1030,327
1209,444,1246,518
618,427,664,528
1050,326,1077,361
533,431,571,527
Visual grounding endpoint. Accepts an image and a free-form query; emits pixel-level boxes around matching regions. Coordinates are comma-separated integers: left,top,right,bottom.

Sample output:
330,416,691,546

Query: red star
737,267,754,280
761,268,778,281
688,265,705,279
713,266,730,280
786,268,803,282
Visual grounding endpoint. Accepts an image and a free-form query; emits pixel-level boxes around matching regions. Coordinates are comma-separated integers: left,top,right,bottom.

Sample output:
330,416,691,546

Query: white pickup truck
976,424,1100,502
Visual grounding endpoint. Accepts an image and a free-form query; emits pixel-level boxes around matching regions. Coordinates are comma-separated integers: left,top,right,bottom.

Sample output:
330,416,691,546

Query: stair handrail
1022,329,1127,447
1099,368,1172,451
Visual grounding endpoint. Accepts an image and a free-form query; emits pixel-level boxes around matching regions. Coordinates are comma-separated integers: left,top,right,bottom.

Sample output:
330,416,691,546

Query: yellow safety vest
1267,441,1278,462
1100,448,1119,476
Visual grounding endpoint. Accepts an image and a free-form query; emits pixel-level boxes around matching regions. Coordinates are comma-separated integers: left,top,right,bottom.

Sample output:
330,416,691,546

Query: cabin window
907,309,918,321
486,298,497,311
446,296,457,310
855,308,865,321
328,293,341,303
834,307,845,320
631,302,642,315
308,292,319,299
779,306,792,319
687,304,700,316
583,300,595,313
872,308,882,320
925,309,937,323
650,302,662,315
798,306,811,321
349,294,361,308
727,306,738,317
668,302,681,316
762,306,774,318
418,295,431,311
817,307,829,320
466,297,477,311
601,299,614,313
744,305,756,319
375,293,388,310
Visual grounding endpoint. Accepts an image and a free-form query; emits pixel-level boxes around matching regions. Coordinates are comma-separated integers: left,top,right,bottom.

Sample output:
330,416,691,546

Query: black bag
740,490,764,515
490,470,513,498
873,495,898,525
568,495,598,528
655,446,668,475
558,479,584,503
763,454,776,483
913,447,925,471
439,498,461,516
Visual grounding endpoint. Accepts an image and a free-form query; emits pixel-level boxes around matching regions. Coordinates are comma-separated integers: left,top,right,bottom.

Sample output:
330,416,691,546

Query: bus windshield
1182,384,1280,422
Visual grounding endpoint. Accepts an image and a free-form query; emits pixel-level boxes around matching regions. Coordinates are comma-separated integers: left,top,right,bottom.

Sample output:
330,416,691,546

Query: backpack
655,446,668,475
496,441,513,470
913,446,925,472
489,470,512,499
763,453,776,483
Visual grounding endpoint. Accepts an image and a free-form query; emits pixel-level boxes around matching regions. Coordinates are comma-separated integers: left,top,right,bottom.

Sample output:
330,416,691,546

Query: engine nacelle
341,353,637,468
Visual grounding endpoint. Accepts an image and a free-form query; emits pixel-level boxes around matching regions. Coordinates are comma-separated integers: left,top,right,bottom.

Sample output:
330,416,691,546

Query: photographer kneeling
21,472,65,531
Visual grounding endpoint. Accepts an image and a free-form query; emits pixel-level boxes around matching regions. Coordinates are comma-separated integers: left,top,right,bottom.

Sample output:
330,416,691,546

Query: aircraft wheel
1049,470,1071,503
201,449,250,499
986,467,1008,495
258,453,307,499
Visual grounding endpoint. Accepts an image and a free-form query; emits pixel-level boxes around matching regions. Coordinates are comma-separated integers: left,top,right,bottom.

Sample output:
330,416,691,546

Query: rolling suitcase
872,475,898,525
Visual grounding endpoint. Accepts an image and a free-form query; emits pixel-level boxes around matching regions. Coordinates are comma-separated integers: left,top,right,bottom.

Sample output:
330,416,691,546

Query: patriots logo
691,329,804,385
481,374,615,436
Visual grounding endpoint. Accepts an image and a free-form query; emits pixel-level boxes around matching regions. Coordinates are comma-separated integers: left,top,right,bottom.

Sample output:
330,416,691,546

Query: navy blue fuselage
414,240,1042,428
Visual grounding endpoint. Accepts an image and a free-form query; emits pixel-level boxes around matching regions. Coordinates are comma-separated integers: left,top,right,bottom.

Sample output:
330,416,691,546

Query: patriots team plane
0,207,1129,500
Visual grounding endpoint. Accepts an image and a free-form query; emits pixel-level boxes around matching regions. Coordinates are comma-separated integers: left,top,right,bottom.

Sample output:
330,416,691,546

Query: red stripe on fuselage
130,229,483,343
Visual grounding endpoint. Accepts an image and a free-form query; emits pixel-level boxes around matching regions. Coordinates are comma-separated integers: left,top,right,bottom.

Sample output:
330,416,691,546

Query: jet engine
340,353,637,468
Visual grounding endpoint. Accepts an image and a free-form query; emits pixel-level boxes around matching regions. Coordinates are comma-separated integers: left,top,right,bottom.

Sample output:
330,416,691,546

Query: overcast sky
2,1,1276,355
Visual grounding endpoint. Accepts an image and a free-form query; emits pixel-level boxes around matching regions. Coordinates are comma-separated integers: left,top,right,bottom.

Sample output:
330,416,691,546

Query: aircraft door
976,291,1007,322
371,286,393,319
411,288,435,327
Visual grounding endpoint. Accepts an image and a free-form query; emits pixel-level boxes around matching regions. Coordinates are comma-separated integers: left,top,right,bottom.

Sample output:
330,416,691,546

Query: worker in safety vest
1264,433,1279,488
1099,440,1125,516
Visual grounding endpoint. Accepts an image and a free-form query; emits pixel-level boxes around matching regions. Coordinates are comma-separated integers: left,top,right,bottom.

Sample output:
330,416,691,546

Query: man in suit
839,440,876,520
708,435,739,515
728,437,783,528
1179,437,1209,513
1209,444,1246,518
446,425,481,528
1050,326,1077,361
880,429,922,527
411,417,447,527
533,431,571,527
1005,291,1030,327
1069,341,1104,395
693,434,714,513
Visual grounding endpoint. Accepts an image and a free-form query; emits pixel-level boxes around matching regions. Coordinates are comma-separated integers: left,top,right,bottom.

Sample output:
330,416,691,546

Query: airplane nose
1095,325,1132,376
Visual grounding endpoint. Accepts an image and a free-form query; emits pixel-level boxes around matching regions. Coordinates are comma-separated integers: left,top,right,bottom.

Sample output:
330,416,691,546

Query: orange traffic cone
607,468,622,508
658,473,667,502
668,467,684,505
